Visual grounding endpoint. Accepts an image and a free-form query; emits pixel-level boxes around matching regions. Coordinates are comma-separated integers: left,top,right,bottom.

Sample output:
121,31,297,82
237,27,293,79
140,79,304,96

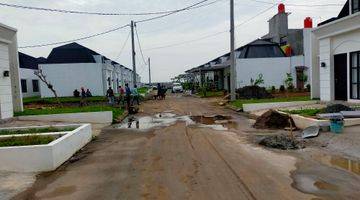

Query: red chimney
304,17,313,28
278,3,285,13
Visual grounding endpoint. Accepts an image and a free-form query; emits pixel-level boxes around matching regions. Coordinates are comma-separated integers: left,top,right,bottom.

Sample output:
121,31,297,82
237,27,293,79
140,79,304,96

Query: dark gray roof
18,52,39,70
239,39,285,58
318,0,349,26
46,42,100,64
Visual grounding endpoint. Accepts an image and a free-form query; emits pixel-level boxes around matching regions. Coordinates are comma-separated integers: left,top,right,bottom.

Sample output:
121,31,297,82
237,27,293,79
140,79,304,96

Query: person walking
118,86,125,107
106,87,115,105
132,85,140,105
80,87,87,107
125,83,132,110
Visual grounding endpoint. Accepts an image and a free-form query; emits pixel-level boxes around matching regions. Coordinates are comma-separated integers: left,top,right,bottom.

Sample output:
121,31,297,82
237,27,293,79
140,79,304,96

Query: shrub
271,86,276,93
324,104,353,113
306,84,311,92
284,73,294,91
236,85,273,99
250,74,265,86
279,85,285,92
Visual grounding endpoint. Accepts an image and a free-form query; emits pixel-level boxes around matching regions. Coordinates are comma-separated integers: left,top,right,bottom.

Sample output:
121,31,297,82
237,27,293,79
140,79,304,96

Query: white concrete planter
243,101,318,112
290,114,360,130
0,124,92,172
17,111,113,124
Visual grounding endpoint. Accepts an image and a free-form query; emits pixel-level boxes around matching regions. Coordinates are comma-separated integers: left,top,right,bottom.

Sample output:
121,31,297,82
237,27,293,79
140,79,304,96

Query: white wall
0,42,13,119
236,57,302,88
20,68,40,97
39,63,104,97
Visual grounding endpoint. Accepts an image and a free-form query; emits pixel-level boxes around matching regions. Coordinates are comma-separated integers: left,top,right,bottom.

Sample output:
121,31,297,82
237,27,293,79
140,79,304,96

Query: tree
34,69,62,107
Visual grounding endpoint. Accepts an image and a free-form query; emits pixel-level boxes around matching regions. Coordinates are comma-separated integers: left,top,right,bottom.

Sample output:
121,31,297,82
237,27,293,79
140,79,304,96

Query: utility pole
148,57,151,85
230,0,236,101
131,20,137,87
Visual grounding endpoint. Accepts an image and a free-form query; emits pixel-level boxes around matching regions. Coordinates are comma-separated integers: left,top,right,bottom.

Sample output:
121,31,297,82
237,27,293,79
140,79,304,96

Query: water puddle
312,154,360,176
292,175,339,194
115,113,237,131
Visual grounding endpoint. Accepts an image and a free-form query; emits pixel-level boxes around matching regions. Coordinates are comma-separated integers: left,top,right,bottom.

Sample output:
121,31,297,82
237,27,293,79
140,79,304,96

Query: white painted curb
17,111,113,124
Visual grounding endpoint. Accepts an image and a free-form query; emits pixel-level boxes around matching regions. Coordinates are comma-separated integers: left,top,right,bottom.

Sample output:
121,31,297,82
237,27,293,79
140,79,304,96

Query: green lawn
138,87,149,94
23,96,107,105
0,126,75,136
0,136,55,147
15,105,124,122
198,91,224,98
283,108,324,117
230,96,311,109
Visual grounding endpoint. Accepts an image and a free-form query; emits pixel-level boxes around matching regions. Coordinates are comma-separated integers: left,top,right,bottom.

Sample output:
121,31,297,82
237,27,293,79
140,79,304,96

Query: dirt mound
236,86,273,99
324,104,353,113
254,110,295,129
259,134,301,150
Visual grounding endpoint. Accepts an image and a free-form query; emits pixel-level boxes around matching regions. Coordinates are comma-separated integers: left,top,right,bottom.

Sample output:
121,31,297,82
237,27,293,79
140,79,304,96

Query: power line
18,0,218,49
0,0,213,16
144,4,275,51
248,0,343,7
135,0,218,23
19,24,130,48
115,30,131,61
134,25,148,66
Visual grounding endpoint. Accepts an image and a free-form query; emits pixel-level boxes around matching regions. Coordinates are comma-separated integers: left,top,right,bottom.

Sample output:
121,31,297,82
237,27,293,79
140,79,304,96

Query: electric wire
0,0,212,16
134,25,148,66
18,0,218,48
115,30,131,61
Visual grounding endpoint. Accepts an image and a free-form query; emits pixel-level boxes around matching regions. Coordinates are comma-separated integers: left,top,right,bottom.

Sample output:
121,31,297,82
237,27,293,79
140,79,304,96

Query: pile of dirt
236,86,273,99
324,104,353,113
259,134,301,150
254,110,295,129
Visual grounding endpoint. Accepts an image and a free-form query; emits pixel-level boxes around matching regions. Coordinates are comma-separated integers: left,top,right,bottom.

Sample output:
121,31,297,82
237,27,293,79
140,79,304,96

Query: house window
21,79,27,93
353,0,360,14
350,51,360,99
32,80,39,92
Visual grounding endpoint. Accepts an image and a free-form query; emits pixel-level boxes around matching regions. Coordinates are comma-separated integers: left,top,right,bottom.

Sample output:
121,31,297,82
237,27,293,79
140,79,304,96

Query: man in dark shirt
106,87,115,105
80,87,87,107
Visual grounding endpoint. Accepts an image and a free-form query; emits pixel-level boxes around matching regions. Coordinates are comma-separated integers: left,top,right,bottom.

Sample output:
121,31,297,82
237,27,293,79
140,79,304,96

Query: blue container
330,120,344,134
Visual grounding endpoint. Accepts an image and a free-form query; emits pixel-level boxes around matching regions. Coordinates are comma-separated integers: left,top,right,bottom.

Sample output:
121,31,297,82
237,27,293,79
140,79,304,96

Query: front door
334,53,348,100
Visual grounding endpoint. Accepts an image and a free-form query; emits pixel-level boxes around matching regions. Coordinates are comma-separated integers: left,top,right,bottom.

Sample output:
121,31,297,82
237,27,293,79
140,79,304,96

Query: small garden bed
0,126,75,136
23,96,107,105
198,91,225,98
15,105,124,122
0,135,56,147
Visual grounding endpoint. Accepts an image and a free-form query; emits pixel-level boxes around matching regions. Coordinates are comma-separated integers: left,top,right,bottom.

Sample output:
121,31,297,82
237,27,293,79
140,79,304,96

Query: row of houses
185,4,311,92
0,24,141,119
18,42,141,98
185,0,360,104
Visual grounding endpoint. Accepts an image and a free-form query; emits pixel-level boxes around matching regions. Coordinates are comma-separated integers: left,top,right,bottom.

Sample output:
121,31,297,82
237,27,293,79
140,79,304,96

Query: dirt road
12,95,358,200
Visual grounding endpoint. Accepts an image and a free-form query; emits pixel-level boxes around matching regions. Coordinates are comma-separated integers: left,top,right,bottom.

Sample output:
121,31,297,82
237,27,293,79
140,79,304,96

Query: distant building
18,52,40,97
185,4,312,91
310,0,360,102
39,43,140,97
0,22,23,120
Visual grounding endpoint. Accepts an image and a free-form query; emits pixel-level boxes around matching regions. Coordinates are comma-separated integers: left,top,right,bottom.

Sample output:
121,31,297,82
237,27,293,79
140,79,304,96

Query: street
12,95,359,200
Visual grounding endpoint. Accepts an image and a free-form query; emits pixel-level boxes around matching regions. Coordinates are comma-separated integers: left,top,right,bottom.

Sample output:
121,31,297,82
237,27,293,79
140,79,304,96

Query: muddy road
12,95,360,200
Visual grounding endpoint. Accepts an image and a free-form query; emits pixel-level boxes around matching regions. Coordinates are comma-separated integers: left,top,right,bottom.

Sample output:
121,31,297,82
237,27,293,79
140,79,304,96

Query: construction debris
254,110,295,129
324,104,353,113
259,134,301,150
302,126,320,139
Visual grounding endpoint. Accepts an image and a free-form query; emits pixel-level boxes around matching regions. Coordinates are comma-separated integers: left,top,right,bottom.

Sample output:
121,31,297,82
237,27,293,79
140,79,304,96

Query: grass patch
283,108,324,117
15,105,124,122
230,96,311,109
138,87,149,94
198,91,224,98
23,96,107,105
0,126,75,136
0,136,55,147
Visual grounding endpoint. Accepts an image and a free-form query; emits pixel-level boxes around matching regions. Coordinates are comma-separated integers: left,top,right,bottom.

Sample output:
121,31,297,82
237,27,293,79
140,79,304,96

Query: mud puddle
291,154,360,199
311,154,360,176
115,113,237,131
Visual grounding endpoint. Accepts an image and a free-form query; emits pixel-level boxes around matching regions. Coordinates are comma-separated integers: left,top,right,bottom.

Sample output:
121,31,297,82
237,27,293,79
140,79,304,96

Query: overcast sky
0,0,346,82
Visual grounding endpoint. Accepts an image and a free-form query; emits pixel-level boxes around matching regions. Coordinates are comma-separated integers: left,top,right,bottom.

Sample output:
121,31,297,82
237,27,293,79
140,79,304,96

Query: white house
186,4,312,92
310,0,360,102
39,43,140,98
18,52,41,97
0,22,23,120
